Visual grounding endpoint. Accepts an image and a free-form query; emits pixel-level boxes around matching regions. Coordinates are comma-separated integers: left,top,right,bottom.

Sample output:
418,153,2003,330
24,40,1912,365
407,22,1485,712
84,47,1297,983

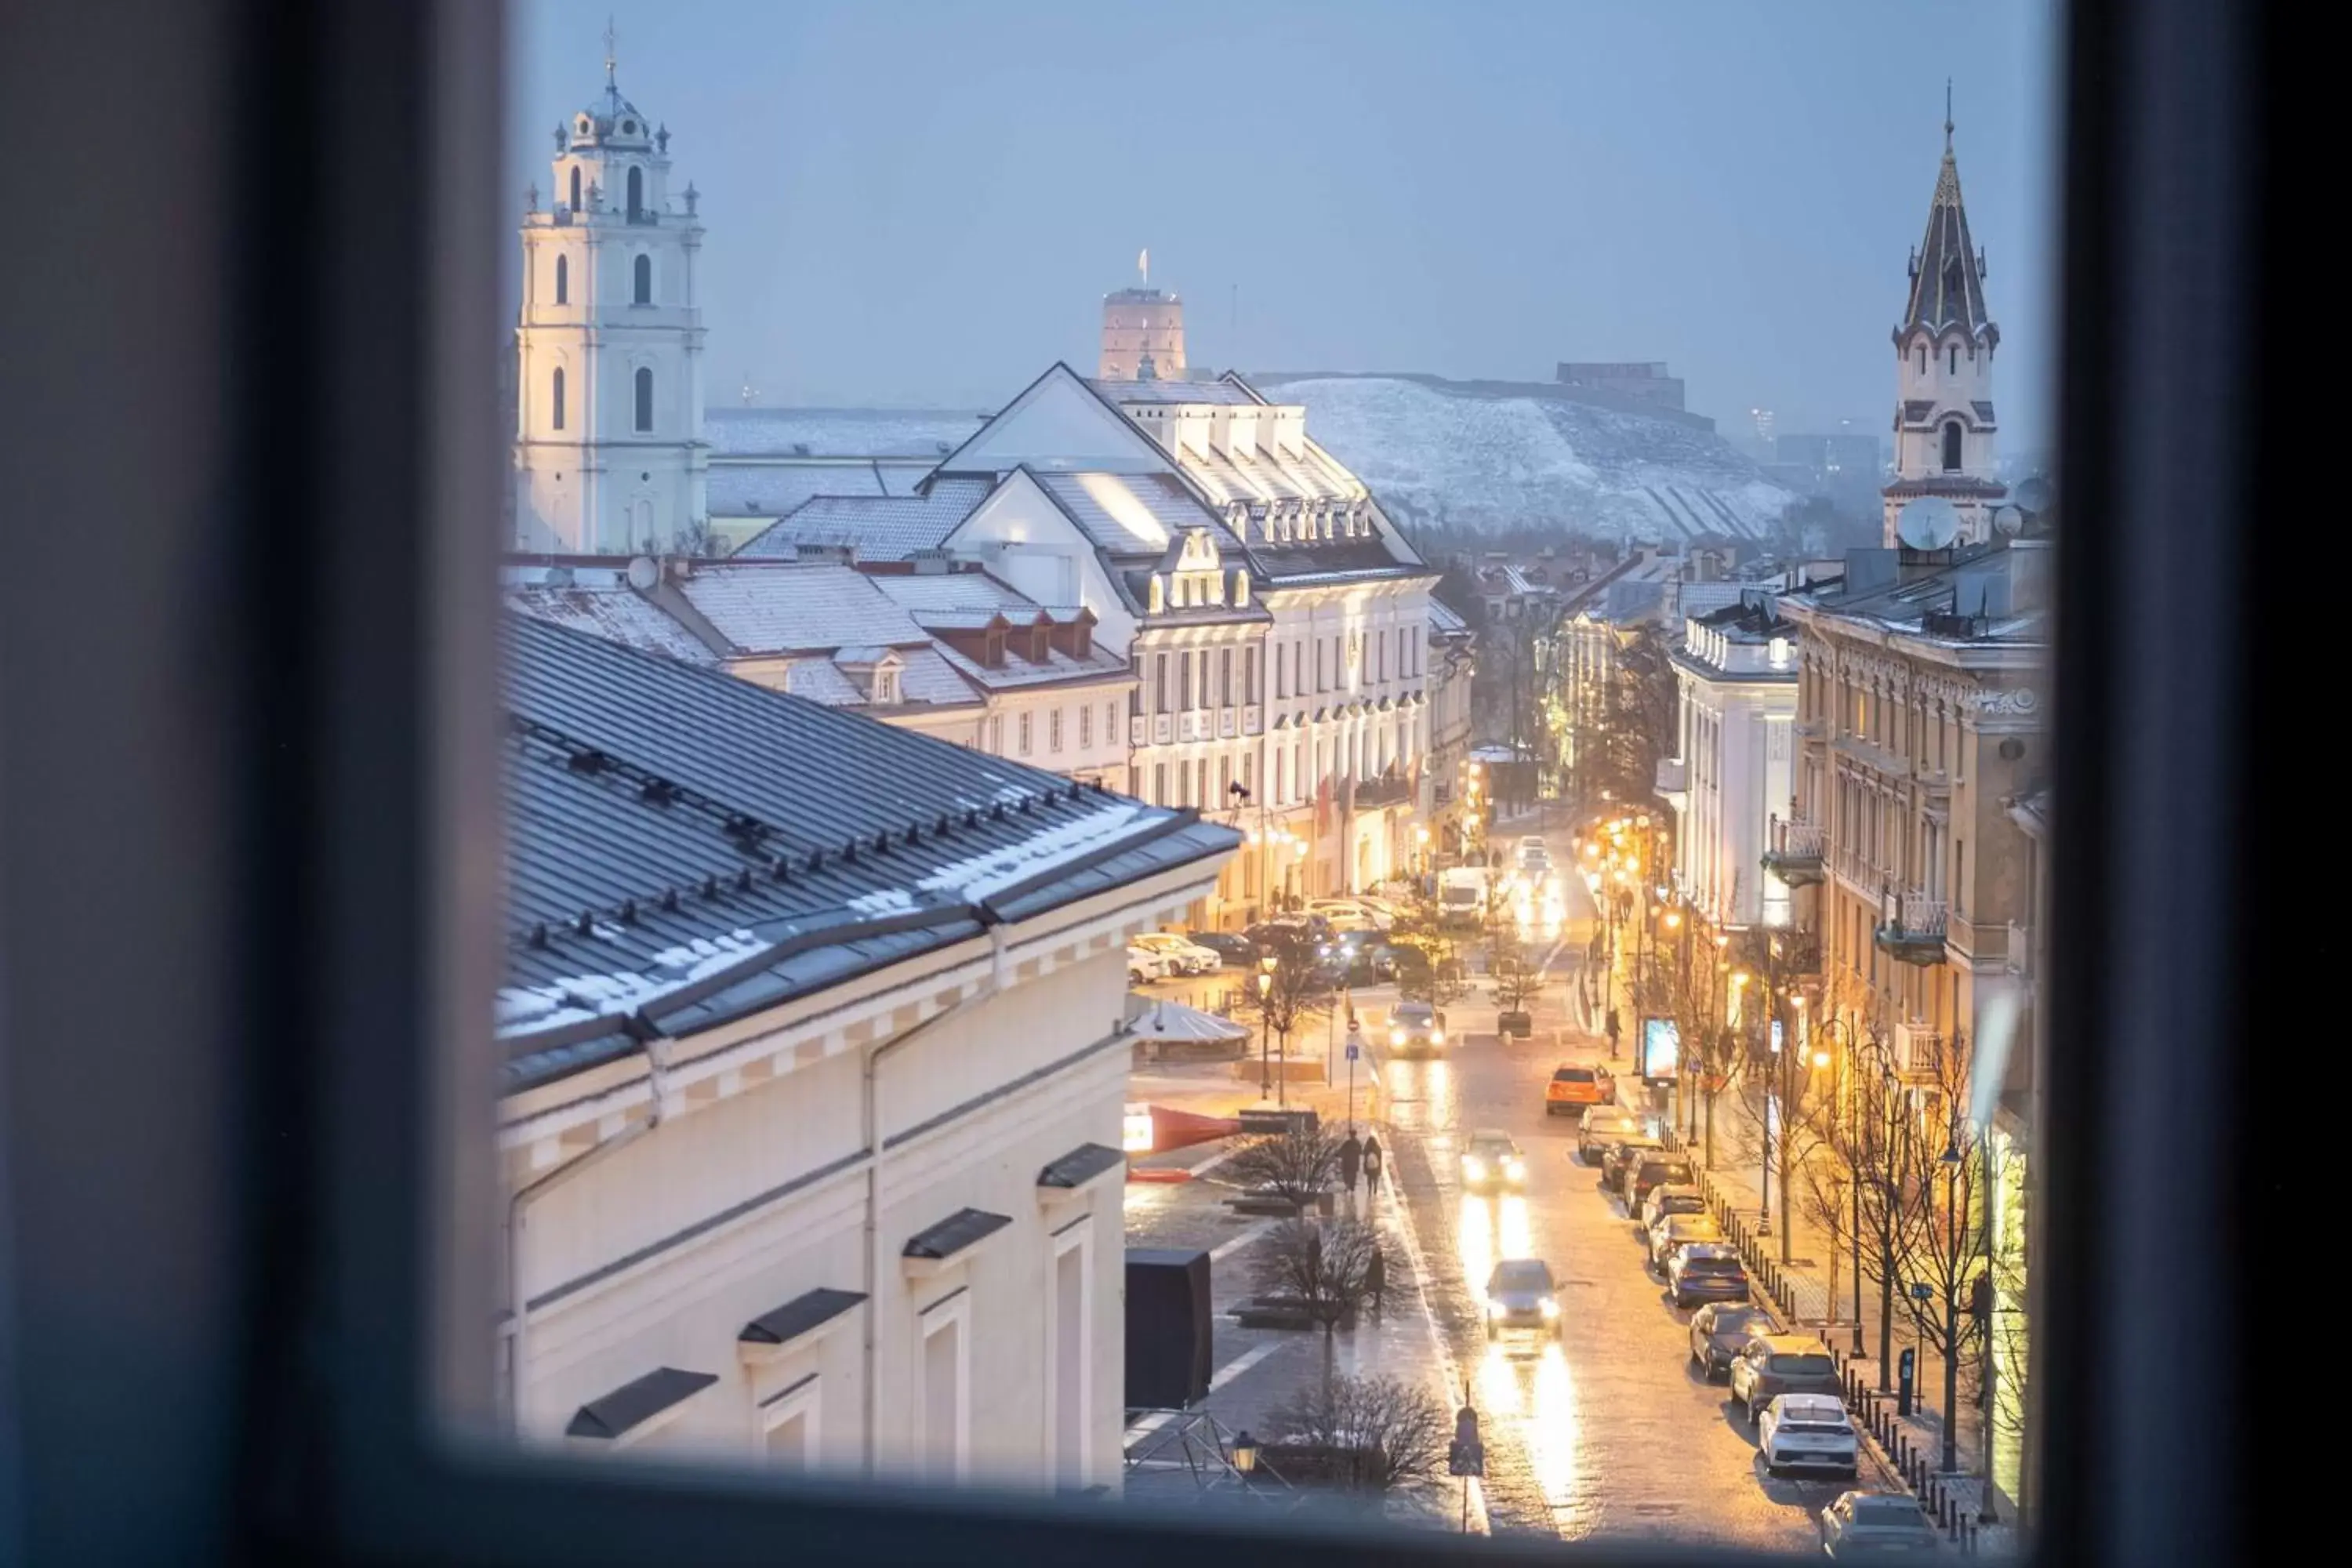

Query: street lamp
1255,960,1276,1103
1232,1428,1259,1492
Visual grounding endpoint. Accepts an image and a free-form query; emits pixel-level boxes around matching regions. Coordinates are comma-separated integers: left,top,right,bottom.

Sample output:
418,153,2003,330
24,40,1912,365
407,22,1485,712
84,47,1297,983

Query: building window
1178,652,1192,710
1275,644,1287,699
549,366,567,432
1246,645,1259,704
1315,640,1326,692
1941,420,1963,471
1948,344,1959,376
1219,649,1232,706
1018,712,1033,755
1079,705,1091,748
1105,701,1118,742
1152,655,1167,713
1915,343,1926,374
1153,763,1167,804
919,1294,971,1486
1049,708,1063,752
633,253,652,304
989,715,1003,753
568,165,582,210
633,367,654,431
759,1378,821,1472
626,165,644,219
554,253,568,305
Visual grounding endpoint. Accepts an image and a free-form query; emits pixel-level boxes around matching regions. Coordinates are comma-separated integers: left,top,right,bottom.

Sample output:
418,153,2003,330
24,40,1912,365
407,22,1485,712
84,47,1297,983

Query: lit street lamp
1255,959,1276,1104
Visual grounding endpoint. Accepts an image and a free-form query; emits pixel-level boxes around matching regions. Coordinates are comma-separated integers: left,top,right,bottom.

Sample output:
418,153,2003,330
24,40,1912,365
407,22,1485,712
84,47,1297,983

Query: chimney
2005,538,2053,616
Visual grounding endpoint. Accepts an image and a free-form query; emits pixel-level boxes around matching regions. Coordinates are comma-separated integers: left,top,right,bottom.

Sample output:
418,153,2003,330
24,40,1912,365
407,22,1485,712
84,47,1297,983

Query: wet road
1372,824,1882,1552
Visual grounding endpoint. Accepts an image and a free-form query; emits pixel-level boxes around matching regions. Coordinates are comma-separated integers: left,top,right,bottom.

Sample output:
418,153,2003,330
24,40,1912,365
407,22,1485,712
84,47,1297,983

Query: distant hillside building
1555,361,1685,413
1099,285,1186,382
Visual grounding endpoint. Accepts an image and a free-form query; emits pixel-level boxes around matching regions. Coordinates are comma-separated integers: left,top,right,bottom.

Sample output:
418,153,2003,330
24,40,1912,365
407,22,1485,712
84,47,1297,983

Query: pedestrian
1362,1133,1384,1196
1366,1241,1388,1319
1338,1128,1363,1195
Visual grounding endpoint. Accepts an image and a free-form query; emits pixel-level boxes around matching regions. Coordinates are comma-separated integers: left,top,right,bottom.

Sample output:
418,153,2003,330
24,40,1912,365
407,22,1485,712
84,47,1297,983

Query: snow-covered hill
1253,374,1798,544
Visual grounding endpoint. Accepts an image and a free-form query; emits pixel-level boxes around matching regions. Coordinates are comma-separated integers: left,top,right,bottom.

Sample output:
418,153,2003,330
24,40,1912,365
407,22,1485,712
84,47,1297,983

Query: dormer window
1030,626,1050,662
1148,575,1165,614
621,118,637,134
874,667,900,704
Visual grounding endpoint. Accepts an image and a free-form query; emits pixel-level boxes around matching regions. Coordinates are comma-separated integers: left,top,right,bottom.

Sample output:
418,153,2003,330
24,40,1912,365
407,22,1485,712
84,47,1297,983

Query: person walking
1366,1240,1388,1319
1362,1133,1385,1197
1338,1128,1363,1197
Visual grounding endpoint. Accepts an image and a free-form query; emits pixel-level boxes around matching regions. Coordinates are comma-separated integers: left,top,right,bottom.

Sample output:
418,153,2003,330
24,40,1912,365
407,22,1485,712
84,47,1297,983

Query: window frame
0,0,2278,1564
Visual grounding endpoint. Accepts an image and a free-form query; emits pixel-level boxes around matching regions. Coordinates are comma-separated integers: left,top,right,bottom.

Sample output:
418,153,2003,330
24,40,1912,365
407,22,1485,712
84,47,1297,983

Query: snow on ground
1256,376,1798,543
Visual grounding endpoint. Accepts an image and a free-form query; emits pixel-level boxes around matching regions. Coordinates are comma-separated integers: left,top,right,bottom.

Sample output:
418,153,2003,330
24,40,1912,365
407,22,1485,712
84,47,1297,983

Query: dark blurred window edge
0,0,2281,1563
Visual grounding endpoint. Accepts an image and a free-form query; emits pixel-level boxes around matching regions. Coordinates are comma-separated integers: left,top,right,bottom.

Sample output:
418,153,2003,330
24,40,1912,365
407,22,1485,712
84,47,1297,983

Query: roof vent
567,749,611,775
964,810,979,829
701,874,720,899
528,922,549,949
840,839,859,864
934,814,952,836
574,910,595,936
793,442,812,456
659,888,680,912
735,869,753,892
770,854,793,881
641,779,675,805
619,898,638,924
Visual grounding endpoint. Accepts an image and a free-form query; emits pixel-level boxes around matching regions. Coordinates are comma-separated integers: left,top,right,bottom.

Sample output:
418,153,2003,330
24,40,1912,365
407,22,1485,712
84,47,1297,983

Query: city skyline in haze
510,0,2060,446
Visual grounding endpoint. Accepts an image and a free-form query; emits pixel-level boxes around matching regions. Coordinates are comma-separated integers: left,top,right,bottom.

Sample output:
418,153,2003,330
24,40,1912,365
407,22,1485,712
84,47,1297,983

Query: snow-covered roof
735,477,997,562
703,405,990,459
1090,377,1260,407
672,564,930,655
865,570,1045,617
931,640,1128,693
1033,470,1239,557
706,458,935,517
503,577,720,666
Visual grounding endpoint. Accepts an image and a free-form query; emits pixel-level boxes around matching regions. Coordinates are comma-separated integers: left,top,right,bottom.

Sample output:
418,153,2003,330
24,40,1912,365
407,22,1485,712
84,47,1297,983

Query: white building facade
1664,596,1800,930
1883,112,2005,547
500,616,1234,1485
514,56,710,554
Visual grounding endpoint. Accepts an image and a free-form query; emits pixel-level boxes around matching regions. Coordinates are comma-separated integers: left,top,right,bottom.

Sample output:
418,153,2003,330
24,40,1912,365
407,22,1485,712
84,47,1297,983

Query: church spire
1900,94,1995,343
603,15,619,89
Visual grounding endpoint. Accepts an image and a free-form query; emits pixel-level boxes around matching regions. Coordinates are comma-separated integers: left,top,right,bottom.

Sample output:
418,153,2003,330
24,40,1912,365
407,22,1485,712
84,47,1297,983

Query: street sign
1345,1040,1360,1062
1909,1282,1933,1302
1897,1346,1916,1416
1448,1440,1485,1479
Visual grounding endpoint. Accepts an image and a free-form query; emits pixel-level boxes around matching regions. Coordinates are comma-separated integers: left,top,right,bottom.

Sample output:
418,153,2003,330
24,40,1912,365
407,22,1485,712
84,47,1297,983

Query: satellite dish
626,555,660,590
1896,496,1961,551
2013,476,2054,517
1991,505,2026,537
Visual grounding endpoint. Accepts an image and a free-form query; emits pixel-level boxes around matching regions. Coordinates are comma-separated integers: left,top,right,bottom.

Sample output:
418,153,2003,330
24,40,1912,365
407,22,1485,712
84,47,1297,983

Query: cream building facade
1664,594,1800,931
499,615,1234,1483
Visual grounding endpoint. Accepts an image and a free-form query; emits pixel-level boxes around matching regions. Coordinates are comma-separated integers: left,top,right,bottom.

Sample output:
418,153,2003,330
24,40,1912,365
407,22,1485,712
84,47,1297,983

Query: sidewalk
1120,1128,1484,1533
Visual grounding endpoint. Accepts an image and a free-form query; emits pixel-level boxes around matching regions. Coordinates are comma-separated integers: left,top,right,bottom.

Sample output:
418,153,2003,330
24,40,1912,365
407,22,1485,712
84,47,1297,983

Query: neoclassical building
514,51,710,554
1665,593,1799,931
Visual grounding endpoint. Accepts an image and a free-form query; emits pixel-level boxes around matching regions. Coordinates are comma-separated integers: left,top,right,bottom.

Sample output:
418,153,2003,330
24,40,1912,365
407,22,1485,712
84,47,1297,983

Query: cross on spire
603,15,619,88
1944,78,1954,152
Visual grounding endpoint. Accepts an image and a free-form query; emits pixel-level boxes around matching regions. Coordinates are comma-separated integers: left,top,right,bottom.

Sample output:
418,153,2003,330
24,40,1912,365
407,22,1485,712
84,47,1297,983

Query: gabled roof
1088,376,1259,407
498,617,1236,1085
504,573,720,666
735,477,998,562
672,564,930,655
1900,116,1996,343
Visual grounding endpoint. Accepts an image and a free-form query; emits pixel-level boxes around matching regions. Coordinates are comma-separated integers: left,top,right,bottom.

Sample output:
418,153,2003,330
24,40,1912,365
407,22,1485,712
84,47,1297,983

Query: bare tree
1269,1372,1448,1491
1224,1121,1342,1214
1251,1217,1379,1343
1894,1029,1997,1474
1251,929,1336,1066
1803,1025,1934,1389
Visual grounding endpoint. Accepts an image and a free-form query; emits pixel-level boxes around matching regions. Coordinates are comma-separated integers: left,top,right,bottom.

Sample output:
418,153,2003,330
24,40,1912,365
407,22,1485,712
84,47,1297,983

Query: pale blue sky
510,0,2060,445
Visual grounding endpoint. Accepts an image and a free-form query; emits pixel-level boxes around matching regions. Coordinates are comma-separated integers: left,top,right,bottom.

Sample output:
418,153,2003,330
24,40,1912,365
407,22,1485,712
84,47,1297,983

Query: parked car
1626,1152,1697,1217
1545,1062,1616,1116
1516,835,1547,861
1126,946,1173,985
1601,1134,1665,1195
1483,1258,1561,1340
1387,1000,1446,1058
1729,1334,1845,1421
1577,1105,1642,1163
1460,1129,1526,1192
1669,1242,1752,1308
1181,930,1256,965
1308,897,1392,932
1648,1211,1726,1273
1687,1302,1774,1379
1758,1393,1860,1480
1640,1181,1708,1232
1819,1492,1944,1557
1131,931,1220,975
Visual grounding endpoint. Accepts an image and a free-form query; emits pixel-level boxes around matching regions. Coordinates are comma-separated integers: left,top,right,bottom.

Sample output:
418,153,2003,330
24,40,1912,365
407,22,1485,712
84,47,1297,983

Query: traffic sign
1345,1041,1359,1062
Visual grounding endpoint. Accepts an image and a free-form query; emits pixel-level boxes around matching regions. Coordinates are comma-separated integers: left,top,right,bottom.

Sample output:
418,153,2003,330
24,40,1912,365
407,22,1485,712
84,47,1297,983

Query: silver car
1483,1257,1561,1340
1820,1491,1943,1557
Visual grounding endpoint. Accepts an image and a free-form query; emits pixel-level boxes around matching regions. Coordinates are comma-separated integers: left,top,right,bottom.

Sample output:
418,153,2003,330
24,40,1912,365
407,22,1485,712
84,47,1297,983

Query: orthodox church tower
1884,94,2004,546
514,30,708,554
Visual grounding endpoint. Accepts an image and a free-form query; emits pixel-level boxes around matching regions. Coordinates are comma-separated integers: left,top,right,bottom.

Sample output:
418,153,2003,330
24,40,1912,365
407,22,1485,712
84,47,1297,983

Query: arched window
633,367,653,432
554,254,568,305
1915,345,1926,374
1942,420,1963,472
568,167,581,211
633,254,652,305
1948,345,1959,376
551,367,565,431
626,166,644,218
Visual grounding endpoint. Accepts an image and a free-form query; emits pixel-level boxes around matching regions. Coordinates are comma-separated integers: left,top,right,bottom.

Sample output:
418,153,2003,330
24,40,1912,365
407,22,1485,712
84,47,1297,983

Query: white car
1755,1393,1860,1480
1306,898,1388,933
1517,836,1546,858
1130,931,1220,975
1126,946,1174,985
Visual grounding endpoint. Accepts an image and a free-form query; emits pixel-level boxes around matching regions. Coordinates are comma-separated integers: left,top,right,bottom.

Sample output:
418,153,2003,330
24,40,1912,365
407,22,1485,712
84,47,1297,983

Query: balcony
1892,1020,1945,1083
1653,757,1686,810
1352,772,1414,811
1875,887,1948,966
1761,814,1826,887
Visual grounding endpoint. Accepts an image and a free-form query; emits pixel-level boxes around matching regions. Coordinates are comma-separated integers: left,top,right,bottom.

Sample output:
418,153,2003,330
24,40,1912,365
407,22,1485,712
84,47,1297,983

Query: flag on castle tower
1138,248,1149,286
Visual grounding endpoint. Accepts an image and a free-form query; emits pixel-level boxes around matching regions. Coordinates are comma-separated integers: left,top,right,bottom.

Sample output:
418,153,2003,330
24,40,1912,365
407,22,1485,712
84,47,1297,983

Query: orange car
1544,1062,1615,1116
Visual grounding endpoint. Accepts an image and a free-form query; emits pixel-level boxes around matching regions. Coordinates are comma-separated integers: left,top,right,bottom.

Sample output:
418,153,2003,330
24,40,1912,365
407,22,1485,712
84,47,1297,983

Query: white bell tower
1883,90,2004,547
514,28,708,554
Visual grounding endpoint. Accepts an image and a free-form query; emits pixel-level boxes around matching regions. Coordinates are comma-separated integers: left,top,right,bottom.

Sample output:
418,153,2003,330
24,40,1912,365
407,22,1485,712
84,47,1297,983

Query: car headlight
1505,1158,1525,1178
1392,1028,1406,1044
1462,1157,1486,1180
1540,1298,1560,1319
1429,1029,1445,1045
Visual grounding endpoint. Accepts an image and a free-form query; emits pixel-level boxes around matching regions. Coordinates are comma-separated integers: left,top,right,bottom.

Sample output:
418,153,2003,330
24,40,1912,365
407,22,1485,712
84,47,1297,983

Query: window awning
739,1287,866,1351
902,1207,1011,1274
564,1367,718,1445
